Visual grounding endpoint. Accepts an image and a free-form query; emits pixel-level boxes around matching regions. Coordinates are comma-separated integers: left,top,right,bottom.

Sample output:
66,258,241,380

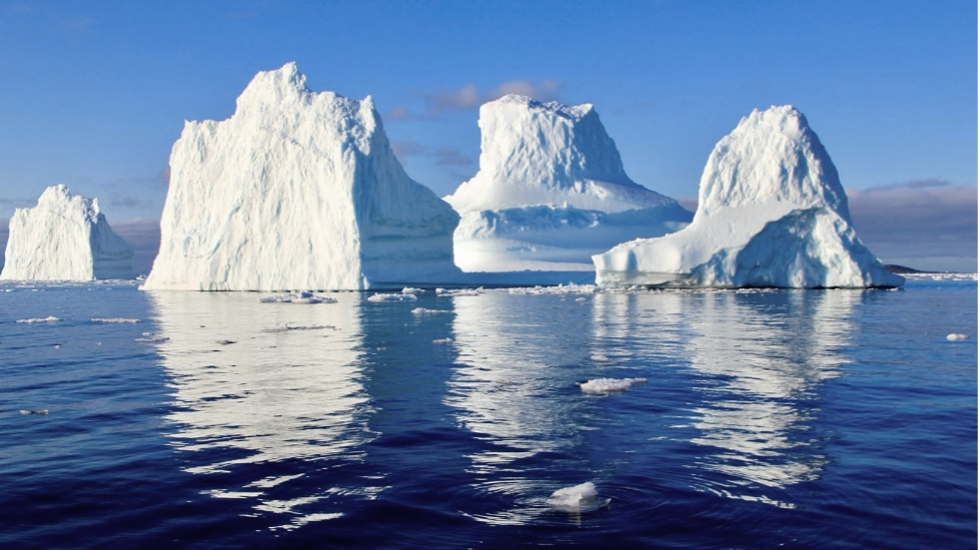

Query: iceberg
142,62,460,291
593,105,904,289
0,185,135,281
445,95,692,272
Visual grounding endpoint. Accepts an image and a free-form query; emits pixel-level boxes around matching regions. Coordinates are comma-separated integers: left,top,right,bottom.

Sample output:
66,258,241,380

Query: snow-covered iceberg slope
143,62,460,291
593,105,904,288
0,185,135,281
445,95,692,272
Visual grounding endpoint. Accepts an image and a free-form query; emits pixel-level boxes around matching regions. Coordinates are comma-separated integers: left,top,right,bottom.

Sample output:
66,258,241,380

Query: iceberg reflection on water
146,285,857,529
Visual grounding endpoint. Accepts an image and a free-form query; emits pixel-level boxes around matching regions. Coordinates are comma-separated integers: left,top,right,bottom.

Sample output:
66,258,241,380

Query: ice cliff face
445,95,691,272
0,185,135,281
142,62,460,291
593,105,904,288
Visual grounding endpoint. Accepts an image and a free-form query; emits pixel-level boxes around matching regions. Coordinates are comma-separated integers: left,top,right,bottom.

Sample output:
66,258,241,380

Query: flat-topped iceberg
143,62,460,291
0,185,135,281
445,95,691,272
593,105,904,289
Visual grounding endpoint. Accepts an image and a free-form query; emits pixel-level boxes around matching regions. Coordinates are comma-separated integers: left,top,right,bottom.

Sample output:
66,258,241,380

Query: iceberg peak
446,95,677,214
697,104,849,221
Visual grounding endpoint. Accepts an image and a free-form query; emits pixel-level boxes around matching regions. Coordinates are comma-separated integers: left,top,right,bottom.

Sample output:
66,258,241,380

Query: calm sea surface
1,276,976,549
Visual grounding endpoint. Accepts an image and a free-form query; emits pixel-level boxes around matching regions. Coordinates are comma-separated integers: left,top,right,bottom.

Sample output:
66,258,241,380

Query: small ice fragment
946,333,969,341
547,482,609,512
432,338,453,345
411,307,449,315
260,292,337,304
368,293,418,302
402,287,425,294
578,377,647,394
19,409,48,415
16,316,61,324
92,318,141,323
590,354,611,363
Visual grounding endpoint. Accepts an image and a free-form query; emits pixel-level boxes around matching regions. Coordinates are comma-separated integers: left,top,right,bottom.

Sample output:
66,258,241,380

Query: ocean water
1,275,976,549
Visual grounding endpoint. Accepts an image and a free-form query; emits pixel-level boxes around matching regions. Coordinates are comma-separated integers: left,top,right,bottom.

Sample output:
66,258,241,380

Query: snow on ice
593,106,905,289
0,185,135,281
444,95,692,273
142,62,460,291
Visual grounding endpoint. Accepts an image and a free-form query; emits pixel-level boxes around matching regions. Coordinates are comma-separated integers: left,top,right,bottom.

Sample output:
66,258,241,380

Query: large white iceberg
143,62,460,291
0,185,135,281
444,95,691,272
593,105,904,288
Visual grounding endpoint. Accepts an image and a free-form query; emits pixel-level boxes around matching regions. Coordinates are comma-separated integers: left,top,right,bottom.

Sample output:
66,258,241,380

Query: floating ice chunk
260,292,337,304
91,318,141,323
590,354,611,363
437,288,483,297
262,322,338,333
16,316,61,324
367,293,418,302
946,333,970,341
432,338,454,345
546,482,610,512
135,332,170,343
19,409,49,415
578,377,647,394
411,307,450,315
402,287,425,294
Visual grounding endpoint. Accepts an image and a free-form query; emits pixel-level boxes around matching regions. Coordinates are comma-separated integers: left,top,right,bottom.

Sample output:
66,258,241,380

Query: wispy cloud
390,140,473,168
389,79,564,121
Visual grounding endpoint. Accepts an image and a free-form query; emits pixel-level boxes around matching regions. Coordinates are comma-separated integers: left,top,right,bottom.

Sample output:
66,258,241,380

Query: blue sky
0,0,976,271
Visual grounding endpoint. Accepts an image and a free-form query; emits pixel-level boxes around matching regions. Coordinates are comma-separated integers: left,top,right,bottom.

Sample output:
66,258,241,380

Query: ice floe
546,482,610,512
578,377,647,394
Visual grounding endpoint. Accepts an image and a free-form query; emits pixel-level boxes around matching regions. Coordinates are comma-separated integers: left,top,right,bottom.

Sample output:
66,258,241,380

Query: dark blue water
1,276,976,549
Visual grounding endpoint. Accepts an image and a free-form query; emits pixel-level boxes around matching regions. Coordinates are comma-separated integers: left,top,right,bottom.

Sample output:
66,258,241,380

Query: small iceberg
946,333,970,342
578,377,647,394
546,482,610,512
